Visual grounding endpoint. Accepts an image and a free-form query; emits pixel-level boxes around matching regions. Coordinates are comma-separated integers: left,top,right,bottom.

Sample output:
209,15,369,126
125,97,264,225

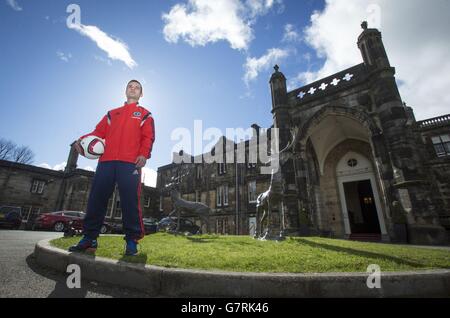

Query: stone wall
0,160,64,217
419,121,450,232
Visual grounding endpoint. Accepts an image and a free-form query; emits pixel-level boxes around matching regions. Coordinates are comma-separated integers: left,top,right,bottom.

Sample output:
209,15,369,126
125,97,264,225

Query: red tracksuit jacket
81,102,155,163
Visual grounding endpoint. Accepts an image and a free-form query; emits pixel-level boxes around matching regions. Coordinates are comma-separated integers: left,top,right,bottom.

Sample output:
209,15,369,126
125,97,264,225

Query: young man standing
69,80,155,256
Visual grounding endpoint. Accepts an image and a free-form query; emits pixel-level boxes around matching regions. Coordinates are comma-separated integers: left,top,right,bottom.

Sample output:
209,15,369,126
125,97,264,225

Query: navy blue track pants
83,161,144,241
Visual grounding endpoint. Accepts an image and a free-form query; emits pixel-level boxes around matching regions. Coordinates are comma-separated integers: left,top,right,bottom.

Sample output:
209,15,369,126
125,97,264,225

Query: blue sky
1,0,449,186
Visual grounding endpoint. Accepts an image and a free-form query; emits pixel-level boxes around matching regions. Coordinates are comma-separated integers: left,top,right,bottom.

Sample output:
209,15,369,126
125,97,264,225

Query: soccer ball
79,135,105,160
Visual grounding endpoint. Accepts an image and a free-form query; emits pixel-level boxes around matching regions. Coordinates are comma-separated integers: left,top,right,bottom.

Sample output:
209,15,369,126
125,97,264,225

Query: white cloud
246,0,282,17
282,24,300,43
141,167,157,187
6,0,22,11
38,162,67,171
287,71,314,92
69,23,137,69
38,162,97,172
94,55,112,66
244,48,289,84
37,163,51,170
162,0,282,51
56,51,72,62
53,162,67,171
296,0,450,120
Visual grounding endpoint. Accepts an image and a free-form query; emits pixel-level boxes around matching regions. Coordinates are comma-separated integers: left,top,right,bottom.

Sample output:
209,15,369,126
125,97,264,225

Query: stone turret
358,22,447,245
65,141,79,173
358,21,391,70
269,65,299,234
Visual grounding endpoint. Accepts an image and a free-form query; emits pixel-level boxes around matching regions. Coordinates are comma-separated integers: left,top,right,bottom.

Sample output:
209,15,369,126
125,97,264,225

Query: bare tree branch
12,145,35,164
0,138,17,160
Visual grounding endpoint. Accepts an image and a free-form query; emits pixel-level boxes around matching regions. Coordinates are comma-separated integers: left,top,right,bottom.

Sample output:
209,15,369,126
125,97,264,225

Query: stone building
417,116,450,228
0,145,160,229
157,132,272,236
269,22,449,245
157,23,450,245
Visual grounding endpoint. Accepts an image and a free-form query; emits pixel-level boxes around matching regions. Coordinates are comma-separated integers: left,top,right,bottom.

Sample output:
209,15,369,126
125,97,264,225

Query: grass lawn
51,233,450,273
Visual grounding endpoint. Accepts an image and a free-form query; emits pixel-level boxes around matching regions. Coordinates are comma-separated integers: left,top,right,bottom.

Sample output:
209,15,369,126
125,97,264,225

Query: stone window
347,159,358,167
31,179,45,194
216,218,229,235
196,165,203,179
223,185,229,206
248,181,257,203
246,151,257,169
159,196,163,211
23,207,40,223
22,206,32,222
144,196,151,208
107,198,113,217
114,200,122,219
432,134,450,157
216,187,223,207
218,162,227,175
195,190,201,203
216,185,228,207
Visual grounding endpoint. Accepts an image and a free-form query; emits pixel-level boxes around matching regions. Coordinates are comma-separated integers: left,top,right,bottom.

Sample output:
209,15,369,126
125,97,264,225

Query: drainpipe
56,170,67,211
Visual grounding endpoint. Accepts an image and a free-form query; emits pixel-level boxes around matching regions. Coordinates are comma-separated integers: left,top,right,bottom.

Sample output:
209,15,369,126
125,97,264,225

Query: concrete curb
34,239,450,297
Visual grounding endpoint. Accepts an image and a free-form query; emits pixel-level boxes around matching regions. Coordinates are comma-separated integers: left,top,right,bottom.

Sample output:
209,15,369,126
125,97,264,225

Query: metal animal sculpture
164,169,211,234
255,127,299,240
168,188,211,234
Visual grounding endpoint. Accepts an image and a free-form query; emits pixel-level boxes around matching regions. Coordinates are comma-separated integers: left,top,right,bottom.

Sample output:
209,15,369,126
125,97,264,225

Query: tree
12,145,35,164
0,138,35,164
0,138,16,160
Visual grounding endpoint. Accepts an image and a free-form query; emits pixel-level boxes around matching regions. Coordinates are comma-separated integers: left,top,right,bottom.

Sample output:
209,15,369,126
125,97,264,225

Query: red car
33,211,110,234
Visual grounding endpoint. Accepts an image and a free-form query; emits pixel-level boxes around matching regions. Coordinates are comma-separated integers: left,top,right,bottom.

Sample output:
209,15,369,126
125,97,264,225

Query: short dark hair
127,79,143,93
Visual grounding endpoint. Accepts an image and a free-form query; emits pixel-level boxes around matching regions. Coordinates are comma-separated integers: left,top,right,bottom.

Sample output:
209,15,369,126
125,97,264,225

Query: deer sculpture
168,188,211,234
255,127,299,240
164,170,211,234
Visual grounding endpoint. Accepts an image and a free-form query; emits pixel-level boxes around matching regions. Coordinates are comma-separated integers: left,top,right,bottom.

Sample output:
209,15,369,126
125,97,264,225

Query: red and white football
79,135,105,160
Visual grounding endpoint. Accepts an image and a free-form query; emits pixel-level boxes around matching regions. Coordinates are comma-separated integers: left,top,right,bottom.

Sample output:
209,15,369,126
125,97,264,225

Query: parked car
157,217,201,234
110,217,158,235
33,211,111,233
0,206,22,229
110,222,123,234
66,217,111,235
143,218,158,234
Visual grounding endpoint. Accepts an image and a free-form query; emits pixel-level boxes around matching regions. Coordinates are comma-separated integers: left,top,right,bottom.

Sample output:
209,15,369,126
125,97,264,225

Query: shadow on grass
186,237,215,243
184,236,261,248
294,238,425,268
185,235,241,243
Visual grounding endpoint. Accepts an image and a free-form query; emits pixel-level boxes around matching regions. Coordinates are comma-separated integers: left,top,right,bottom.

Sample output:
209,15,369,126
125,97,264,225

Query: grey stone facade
417,116,450,230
